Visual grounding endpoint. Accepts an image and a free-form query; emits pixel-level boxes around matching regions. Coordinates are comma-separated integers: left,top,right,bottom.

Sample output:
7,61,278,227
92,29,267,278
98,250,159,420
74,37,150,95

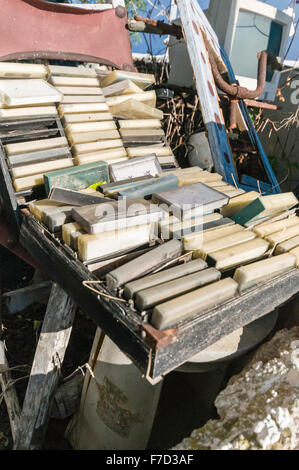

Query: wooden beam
3,281,52,315
0,341,21,444
14,283,76,450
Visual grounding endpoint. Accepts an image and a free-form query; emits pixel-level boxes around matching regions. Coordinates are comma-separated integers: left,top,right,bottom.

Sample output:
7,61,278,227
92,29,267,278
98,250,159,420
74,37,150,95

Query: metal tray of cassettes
19,212,299,381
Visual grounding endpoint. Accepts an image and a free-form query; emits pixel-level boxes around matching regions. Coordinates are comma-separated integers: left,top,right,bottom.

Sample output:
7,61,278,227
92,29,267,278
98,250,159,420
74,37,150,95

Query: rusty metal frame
0,52,121,70
0,220,36,267
0,0,134,71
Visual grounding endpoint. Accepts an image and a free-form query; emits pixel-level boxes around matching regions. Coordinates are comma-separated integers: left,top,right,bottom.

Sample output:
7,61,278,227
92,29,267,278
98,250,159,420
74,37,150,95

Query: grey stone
173,327,299,450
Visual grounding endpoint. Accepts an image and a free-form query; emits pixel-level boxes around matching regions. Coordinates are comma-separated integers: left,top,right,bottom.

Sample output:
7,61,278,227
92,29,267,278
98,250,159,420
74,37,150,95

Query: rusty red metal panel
0,220,36,267
0,0,134,70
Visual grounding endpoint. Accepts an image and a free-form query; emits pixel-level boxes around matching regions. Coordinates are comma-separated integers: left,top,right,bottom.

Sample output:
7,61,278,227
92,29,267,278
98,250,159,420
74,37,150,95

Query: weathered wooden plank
14,283,77,450
3,281,52,314
0,341,21,443
0,142,20,236
176,0,232,182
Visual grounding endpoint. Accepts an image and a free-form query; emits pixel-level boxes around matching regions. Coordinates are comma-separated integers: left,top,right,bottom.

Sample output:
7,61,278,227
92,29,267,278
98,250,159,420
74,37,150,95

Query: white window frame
217,0,293,100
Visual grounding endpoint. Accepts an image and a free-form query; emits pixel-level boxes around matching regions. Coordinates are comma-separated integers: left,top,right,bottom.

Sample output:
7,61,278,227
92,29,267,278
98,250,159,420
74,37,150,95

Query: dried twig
158,91,204,163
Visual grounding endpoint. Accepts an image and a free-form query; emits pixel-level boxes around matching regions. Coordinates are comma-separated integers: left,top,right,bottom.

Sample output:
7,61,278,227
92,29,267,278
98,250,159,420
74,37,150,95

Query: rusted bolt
115,6,127,19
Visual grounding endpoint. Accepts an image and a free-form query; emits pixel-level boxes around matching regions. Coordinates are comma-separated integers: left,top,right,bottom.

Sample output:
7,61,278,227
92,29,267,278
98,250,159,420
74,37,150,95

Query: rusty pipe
203,37,269,128
203,36,268,100
229,100,238,130
131,17,271,100
244,99,279,110
133,14,183,39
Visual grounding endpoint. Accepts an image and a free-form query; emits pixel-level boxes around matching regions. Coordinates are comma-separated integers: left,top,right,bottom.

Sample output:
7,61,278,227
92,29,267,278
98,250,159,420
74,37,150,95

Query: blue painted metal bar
240,174,274,194
221,47,281,194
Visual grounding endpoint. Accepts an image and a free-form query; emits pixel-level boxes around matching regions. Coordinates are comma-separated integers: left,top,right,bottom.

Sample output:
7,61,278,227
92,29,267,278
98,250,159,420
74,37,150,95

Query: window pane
230,10,282,81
